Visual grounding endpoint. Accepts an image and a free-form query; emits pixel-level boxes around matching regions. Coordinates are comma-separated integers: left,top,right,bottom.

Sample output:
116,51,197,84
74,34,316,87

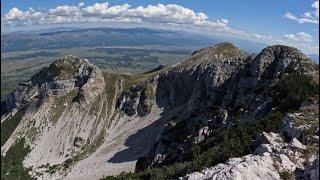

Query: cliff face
3,55,105,114
1,43,318,180
1,54,161,179
137,44,318,171
1,56,107,176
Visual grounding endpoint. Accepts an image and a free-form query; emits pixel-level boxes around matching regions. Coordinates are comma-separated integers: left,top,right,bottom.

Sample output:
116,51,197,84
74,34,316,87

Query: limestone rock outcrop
3,55,105,117
181,129,318,180
1,43,318,180
180,99,319,180
115,85,151,116
137,43,318,172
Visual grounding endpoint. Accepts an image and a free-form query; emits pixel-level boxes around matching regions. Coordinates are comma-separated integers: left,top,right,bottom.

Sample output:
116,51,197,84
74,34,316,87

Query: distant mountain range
1,27,267,53
1,28,214,52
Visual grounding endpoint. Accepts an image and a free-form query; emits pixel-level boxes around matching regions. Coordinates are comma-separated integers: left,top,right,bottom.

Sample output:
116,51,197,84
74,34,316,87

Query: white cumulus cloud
48,5,80,17
3,2,233,32
284,1,319,24
4,7,42,21
4,1,317,55
4,7,25,21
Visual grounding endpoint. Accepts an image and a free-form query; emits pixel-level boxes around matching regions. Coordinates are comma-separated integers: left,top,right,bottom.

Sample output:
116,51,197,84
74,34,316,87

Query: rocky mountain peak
211,42,239,51
250,45,318,78
189,42,247,62
3,55,105,116
261,45,305,56
1,43,318,180
31,55,92,83
256,45,311,64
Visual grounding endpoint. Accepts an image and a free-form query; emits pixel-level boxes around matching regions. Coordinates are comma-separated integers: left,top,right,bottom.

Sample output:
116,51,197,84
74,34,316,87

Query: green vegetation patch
213,42,242,58
25,126,38,143
119,73,155,103
146,84,155,105
269,67,318,113
1,80,18,101
279,170,294,180
103,73,119,115
1,138,34,180
49,57,79,80
89,94,103,115
1,106,28,147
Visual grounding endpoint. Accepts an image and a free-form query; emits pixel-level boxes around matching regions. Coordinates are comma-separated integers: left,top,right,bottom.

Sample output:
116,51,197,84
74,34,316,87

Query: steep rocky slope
181,100,319,180
136,43,318,170
107,43,318,179
1,54,168,179
1,42,319,180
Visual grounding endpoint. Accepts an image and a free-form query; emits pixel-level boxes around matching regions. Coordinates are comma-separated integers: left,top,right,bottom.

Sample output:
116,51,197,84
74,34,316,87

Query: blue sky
1,0,319,54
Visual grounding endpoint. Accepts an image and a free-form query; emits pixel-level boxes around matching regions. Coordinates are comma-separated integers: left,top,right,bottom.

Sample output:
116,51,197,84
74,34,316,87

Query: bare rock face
304,157,319,180
181,97,319,180
137,44,318,171
253,133,303,171
2,43,318,180
116,85,151,116
181,130,315,180
253,132,285,154
248,45,316,78
3,55,105,116
180,153,280,180
4,81,38,116
1,55,106,174
280,103,319,144
156,43,247,114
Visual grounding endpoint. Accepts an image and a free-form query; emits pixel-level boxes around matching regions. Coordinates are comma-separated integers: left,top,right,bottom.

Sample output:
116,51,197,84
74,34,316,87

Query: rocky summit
1,42,319,180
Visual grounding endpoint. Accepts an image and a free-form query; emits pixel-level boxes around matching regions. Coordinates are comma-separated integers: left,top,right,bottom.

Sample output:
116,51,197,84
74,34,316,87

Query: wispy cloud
284,1,319,24
276,38,319,55
282,32,313,43
252,34,272,40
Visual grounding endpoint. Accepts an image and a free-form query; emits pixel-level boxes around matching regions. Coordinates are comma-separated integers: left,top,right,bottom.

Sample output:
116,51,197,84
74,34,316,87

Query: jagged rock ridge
1,42,318,180
4,55,105,115
137,44,318,171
